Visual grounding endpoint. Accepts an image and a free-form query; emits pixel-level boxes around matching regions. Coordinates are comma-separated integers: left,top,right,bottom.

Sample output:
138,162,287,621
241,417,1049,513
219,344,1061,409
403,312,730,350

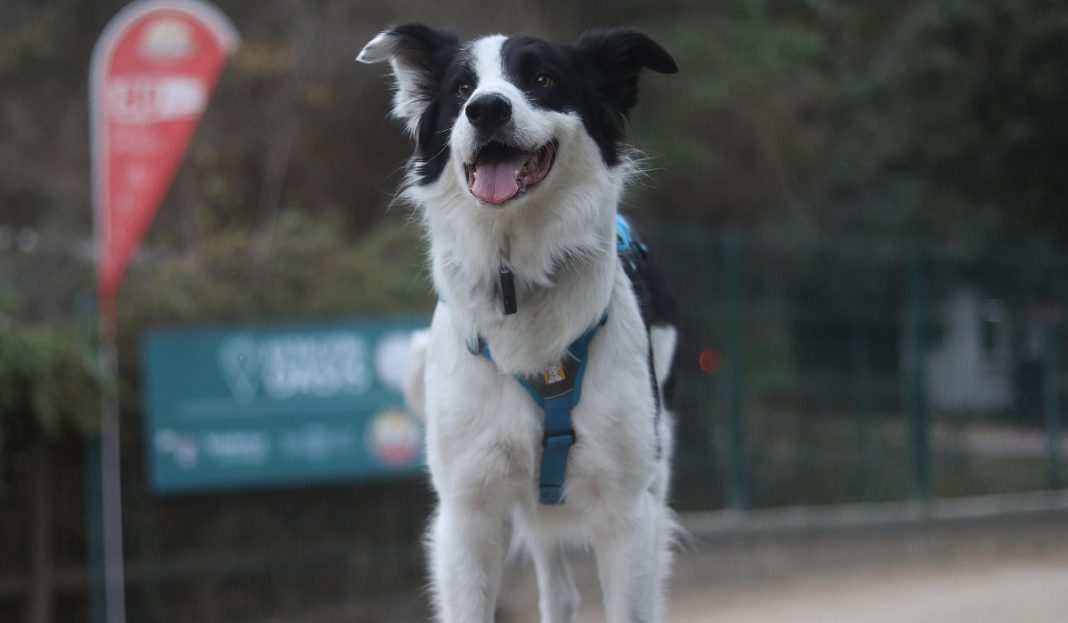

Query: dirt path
568,495,1068,623
659,559,1068,623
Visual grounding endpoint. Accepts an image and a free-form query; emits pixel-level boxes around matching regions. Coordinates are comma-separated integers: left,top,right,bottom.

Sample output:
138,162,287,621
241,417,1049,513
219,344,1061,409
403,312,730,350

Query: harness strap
538,396,576,504
468,312,606,504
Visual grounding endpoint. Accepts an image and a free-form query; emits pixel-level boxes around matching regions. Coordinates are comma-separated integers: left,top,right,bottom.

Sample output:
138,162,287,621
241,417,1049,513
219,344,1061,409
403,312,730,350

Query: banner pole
97,301,126,623
88,3,239,619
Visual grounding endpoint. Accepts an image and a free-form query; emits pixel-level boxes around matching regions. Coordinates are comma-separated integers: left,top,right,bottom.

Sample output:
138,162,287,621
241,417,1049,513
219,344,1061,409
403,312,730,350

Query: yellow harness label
543,364,566,385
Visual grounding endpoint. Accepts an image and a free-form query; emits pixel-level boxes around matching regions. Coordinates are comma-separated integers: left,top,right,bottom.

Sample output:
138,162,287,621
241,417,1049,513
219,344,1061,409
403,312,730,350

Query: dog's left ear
577,29,677,121
357,24,460,136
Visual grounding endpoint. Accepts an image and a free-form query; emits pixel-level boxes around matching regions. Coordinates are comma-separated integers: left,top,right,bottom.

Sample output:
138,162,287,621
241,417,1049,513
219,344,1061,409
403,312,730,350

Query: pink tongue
471,152,528,204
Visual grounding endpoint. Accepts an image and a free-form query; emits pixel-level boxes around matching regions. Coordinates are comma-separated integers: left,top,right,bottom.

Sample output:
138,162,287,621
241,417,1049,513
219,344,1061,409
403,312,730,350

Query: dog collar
459,215,637,317
466,311,607,505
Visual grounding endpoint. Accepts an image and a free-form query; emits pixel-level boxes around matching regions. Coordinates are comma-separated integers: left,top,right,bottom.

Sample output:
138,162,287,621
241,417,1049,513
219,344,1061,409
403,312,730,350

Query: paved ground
564,493,1068,623
657,558,1068,623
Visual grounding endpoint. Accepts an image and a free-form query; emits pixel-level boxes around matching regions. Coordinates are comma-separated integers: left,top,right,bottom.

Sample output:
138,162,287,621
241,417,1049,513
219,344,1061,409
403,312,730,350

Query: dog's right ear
357,24,460,136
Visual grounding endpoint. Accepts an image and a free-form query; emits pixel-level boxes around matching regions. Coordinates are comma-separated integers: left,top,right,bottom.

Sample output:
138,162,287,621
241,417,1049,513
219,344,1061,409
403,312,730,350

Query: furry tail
403,329,430,420
649,323,678,504
649,324,677,402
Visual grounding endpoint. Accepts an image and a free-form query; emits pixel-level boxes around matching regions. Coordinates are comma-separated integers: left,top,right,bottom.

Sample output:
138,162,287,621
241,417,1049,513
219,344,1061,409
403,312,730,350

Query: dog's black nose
465,94,512,133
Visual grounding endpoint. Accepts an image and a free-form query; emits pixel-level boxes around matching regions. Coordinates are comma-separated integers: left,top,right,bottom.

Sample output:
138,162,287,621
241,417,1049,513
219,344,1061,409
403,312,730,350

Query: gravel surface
658,559,1068,623
567,495,1068,623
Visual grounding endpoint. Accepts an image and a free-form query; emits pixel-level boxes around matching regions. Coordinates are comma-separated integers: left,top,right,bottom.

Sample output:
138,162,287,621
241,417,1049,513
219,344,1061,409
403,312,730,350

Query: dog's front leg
430,502,508,623
529,540,579,623
591,491,664,623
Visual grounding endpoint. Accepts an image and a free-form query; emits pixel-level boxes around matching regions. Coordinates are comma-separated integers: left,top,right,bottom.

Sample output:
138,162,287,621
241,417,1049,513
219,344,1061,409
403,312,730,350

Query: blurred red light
699,348,720,374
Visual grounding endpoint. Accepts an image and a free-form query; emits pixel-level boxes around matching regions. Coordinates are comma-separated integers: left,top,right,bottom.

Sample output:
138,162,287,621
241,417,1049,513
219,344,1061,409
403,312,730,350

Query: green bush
0,320,101,466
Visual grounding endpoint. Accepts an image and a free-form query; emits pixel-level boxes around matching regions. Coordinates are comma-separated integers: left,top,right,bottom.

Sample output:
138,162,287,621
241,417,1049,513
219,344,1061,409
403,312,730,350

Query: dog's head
358,25,676,208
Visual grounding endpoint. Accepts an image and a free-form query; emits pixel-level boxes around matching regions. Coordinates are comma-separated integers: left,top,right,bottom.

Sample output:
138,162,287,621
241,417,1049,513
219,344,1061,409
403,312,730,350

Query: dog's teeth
521,154,537,177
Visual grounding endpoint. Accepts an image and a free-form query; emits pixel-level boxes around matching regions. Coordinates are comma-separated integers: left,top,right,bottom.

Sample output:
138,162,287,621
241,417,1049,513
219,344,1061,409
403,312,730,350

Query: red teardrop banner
91,0,238,314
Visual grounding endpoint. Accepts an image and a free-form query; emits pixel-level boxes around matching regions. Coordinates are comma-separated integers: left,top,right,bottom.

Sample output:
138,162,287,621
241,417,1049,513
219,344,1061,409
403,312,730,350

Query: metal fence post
721,228,750,510
904,243,931,502
851,322,875,501
1041,321,1063,490
78,293,106,623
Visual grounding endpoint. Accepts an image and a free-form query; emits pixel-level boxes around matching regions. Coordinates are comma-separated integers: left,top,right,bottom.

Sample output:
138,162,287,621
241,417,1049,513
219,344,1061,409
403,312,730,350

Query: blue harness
461,216,640,505
466,313,606,504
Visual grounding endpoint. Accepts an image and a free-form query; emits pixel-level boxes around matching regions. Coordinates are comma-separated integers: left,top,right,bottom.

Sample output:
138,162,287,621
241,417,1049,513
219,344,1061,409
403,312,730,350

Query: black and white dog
358,24,678,623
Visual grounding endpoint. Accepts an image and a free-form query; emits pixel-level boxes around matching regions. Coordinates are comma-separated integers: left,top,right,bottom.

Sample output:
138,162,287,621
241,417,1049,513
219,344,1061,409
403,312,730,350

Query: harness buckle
543,430,575,449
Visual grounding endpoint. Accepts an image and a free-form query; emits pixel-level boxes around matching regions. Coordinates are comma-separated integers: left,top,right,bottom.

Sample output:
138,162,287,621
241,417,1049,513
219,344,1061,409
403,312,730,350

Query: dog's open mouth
465,141,557,205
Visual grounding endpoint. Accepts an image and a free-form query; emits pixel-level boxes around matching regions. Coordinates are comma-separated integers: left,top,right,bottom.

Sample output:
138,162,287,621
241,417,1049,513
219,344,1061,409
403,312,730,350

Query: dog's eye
534,73,555,89
456,82,473,100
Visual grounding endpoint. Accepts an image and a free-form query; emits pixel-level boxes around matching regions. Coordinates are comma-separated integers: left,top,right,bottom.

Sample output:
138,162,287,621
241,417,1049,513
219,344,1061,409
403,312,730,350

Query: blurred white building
925,287,1013,411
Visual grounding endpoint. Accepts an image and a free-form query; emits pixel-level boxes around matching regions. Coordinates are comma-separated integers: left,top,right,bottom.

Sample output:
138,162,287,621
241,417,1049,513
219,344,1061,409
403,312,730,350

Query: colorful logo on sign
368,409,421,467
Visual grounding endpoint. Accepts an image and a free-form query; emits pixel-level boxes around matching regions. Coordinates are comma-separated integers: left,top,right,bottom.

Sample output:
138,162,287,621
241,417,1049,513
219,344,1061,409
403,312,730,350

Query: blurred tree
117,210,431,331
0,315,101,623
816,0,1068,246
0,320,101,453
564,0,1068,246
2,0,1067,331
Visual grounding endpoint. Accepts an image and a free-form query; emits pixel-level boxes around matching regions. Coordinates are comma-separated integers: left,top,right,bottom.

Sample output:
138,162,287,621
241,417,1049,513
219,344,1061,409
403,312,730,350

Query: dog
358,24,679,623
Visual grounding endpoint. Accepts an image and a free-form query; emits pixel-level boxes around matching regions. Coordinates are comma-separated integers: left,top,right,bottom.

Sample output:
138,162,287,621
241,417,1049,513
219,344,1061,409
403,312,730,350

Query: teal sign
142,318,427,493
